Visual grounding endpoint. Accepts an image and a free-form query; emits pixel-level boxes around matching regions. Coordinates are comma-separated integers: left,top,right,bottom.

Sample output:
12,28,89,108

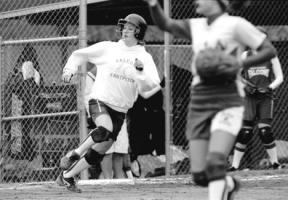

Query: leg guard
84,148,105,166
206,152,227,182
236,127,253,145
258,126,276,148
89,126,113,143
192,171,208,187
60,151,80,170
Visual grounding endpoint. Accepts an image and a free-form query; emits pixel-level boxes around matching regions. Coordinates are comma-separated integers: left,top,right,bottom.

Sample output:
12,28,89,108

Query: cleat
271,162,285,170
66,184,82,193
56,172,66,186
60,151,80,170
56,172,81,193
227,177,241,200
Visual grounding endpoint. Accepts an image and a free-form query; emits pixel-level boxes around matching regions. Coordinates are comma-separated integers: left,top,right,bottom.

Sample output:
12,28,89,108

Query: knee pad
89,126,113,143
206,152,227,182
84,148,105,166
258,126,275,145
236,127,253,145
192,171,208,187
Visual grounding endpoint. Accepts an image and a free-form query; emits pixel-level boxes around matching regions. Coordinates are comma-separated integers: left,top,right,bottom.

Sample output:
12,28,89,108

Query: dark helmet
216,0,229,11
216,0,249,11
117,13,147,41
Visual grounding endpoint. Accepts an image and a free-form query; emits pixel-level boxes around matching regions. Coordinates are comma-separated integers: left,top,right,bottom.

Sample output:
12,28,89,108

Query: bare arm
144,0,191,40
269,56,284,90
242,39,277,69
62,43,106,82
139,84,162,99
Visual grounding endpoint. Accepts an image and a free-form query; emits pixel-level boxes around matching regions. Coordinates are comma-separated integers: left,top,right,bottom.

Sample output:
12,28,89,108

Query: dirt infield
1,170,288,200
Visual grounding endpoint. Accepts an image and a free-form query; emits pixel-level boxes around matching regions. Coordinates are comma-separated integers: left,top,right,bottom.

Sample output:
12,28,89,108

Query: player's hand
244,85,256,95
62,71,73,83
257,87,272,94
134,58,144,71
142,0,158,6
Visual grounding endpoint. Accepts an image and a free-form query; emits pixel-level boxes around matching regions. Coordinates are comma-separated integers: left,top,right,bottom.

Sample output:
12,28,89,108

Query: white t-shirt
64,40,160,113
189,13,266,86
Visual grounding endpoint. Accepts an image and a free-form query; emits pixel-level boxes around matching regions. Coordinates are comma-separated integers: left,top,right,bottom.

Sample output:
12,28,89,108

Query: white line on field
0,174,288,190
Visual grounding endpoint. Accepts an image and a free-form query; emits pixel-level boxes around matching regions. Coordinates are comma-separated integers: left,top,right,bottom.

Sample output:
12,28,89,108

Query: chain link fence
1,0,288,183
0,0,81,182
169,0,288,173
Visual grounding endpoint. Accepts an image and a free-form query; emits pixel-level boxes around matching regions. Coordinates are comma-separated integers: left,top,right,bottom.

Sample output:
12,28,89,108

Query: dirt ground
1,169,288,200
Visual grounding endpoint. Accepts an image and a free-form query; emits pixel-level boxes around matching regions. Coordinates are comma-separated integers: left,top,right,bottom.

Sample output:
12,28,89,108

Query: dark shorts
185,105,218,141
186,84,244,140
88,99,125,141
244,96,273,121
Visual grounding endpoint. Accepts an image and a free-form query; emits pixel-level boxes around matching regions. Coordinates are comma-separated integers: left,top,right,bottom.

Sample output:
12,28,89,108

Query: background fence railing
0,0,82,182
0,0,288,183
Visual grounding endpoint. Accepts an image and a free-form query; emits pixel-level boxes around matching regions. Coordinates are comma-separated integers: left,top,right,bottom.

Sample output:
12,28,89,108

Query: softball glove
195,46,241,84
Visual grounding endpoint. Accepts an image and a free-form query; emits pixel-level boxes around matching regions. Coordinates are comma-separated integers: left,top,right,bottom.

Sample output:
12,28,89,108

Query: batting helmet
216,0,229,11
216,0,249,11
117,13,147,41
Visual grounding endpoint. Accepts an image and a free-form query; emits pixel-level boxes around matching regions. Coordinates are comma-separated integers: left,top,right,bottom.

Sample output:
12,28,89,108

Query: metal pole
0,0,109,20
79,0,88,180
0,37,2,182
2,36,78,45
164,0,171,177
2,111,79,121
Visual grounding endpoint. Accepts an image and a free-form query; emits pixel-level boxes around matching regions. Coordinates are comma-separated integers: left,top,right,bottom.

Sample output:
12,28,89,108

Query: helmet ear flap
134,27,140,39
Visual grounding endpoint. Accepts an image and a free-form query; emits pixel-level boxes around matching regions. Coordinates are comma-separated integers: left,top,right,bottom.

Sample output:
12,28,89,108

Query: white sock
209,179,227,200
64,158,89,178
232,150,245,169
125,170,134,179
74,136,95,156
225,176,235,192
232,144,246,169
266,147,278,164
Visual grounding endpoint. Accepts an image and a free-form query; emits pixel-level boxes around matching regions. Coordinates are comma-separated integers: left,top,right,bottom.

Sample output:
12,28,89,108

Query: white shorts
85,73,95,117
106,120,129,154
210,106,244,136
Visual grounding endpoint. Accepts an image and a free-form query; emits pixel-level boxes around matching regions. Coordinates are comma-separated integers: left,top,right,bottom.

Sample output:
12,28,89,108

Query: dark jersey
242,55,274,98
242,59,274,88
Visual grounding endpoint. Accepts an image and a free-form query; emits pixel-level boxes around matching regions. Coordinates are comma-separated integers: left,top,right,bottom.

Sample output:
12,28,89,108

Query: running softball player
56,13,161,192
143,0,277,199
85,65,133,180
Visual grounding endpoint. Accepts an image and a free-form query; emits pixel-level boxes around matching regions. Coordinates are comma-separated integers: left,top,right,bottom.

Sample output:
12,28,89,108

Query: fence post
164,0,171,177
0,37,2,183
79,0,88,180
